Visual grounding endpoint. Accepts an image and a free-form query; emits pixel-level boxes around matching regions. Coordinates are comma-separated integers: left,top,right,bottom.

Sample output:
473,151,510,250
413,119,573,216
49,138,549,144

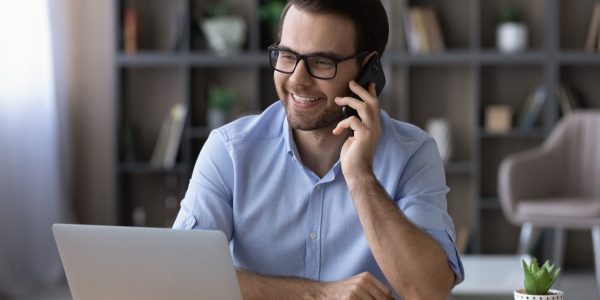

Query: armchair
498,110,600,295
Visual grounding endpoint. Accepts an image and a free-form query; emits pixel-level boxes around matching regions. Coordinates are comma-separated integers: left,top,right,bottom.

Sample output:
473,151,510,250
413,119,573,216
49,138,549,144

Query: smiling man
173,0,464,299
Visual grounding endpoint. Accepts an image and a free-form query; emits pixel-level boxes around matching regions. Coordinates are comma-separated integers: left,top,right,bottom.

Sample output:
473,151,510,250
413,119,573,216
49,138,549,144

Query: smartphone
342,54,386,119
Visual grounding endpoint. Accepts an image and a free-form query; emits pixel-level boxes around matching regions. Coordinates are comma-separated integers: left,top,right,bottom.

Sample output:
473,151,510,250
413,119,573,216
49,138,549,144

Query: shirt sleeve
172,130,235,241
394,137,465,285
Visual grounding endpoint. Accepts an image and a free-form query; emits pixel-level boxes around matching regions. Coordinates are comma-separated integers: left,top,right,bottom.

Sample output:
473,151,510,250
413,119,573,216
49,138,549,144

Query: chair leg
551,228,565,270
592,225,600,299
518,223,542,255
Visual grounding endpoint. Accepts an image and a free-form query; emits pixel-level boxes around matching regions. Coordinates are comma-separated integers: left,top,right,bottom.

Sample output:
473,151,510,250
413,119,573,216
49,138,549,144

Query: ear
361,51,379,68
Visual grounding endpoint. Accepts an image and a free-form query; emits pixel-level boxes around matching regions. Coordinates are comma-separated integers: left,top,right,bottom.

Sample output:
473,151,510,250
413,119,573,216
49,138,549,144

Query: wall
59,0,116,224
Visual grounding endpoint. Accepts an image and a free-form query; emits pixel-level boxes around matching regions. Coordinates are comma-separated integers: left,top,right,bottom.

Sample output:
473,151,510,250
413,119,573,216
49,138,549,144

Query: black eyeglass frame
267,45,370,80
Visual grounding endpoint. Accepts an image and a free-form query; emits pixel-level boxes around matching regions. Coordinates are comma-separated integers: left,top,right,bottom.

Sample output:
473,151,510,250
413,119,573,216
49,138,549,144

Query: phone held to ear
342,54,386,135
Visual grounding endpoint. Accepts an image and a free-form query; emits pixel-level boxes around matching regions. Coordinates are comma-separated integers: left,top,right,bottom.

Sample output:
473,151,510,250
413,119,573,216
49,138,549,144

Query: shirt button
316,186,321,191
309,232,317,240
186,218,194,225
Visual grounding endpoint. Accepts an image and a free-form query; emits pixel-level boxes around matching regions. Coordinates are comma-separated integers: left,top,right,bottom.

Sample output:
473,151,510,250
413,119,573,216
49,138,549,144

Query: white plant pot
497,22,528,53
201,16,247,53
426,118,452,164
514,289,564,300
207,109,227,129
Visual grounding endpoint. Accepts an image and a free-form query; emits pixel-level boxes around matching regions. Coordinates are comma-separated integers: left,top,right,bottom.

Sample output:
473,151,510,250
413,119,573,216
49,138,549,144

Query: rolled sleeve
395,137,464,284
172,130,235,240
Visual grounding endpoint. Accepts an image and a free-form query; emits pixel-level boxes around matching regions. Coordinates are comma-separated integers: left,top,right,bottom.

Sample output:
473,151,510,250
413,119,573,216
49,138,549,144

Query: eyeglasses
267,46,369,80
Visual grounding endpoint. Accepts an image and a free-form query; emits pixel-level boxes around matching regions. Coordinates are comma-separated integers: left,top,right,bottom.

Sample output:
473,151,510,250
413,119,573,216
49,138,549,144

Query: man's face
275,5,360,131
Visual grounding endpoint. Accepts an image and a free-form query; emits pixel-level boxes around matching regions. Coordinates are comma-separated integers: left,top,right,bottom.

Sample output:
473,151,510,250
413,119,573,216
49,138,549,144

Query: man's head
273,0,389,132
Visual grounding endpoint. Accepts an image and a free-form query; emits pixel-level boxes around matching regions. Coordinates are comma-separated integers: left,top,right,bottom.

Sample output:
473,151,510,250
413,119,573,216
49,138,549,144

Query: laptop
52,224,243,300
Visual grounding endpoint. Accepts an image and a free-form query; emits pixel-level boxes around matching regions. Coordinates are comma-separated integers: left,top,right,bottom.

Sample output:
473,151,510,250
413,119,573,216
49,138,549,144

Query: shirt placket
305,183,324,280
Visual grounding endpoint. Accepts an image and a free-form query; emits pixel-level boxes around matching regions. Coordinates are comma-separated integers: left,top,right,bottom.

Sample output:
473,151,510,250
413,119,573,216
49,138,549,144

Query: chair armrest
498,144,564,224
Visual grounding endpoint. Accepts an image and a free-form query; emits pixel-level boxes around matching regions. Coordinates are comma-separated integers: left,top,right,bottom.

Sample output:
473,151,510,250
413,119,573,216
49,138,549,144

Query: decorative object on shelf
200,0,247,53
405,6,445,54
517,86,547,130
150,103,188,169
496,7,528,53
207,86,238,129
585,3,600,52
514,257,562,300
485,105,512,133
122,0,138,54
259,0,286,45
426,118,452,164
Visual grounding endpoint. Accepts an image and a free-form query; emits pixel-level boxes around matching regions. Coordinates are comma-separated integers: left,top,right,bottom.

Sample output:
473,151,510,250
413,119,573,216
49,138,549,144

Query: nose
288,59,313,85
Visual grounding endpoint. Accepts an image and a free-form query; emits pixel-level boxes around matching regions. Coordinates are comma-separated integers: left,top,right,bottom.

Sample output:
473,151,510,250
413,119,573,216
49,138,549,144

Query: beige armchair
498,110,600,294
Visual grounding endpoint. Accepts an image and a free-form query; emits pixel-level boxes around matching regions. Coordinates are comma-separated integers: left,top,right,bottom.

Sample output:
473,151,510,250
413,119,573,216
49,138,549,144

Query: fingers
332,116,367,137
352,272,393,300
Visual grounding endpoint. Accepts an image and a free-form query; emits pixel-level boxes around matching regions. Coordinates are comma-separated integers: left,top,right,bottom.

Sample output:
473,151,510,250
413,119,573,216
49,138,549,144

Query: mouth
291,94,321,103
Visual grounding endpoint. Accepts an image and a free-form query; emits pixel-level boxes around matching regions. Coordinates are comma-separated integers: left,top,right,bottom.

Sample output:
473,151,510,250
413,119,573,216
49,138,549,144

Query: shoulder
379,111,433,155
214,101,285,143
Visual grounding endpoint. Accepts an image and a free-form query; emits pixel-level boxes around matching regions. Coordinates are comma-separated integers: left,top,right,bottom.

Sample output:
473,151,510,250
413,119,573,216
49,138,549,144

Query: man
173,0,464,298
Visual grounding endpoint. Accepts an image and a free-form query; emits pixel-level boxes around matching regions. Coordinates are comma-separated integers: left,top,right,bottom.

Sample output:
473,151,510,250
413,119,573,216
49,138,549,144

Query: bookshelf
114,0,600,267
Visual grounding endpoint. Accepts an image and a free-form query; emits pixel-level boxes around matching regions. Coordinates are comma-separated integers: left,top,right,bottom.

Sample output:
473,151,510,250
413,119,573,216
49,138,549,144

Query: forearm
347,173,454,299
236,270,323,300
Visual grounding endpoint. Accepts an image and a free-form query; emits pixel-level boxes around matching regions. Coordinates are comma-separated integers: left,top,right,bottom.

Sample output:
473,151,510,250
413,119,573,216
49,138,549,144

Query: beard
285,101,346,131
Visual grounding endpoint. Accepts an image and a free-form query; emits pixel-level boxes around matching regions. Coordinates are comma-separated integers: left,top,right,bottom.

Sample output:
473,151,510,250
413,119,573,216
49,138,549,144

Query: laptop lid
52,224,242,300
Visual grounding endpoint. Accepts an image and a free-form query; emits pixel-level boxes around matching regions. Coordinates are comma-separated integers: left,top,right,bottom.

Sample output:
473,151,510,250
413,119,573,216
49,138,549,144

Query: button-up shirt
173,102,464,290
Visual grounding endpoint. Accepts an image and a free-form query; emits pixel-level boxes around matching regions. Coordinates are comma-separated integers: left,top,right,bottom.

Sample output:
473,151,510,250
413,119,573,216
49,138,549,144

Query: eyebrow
276,45,344,59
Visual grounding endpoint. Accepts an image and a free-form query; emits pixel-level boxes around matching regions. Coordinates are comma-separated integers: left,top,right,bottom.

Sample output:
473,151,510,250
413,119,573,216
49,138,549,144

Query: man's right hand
237,270,394,300
319,272,394,300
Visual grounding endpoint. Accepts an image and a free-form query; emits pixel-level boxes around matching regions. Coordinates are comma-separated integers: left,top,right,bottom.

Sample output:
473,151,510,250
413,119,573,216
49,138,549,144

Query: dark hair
277,0,389,57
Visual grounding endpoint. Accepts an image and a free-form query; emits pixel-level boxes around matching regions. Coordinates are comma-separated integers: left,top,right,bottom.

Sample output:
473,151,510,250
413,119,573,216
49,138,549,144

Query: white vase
426,118,452,164
497,22,528,53
201,16,247,53
514,289,564,300
207,109,227,129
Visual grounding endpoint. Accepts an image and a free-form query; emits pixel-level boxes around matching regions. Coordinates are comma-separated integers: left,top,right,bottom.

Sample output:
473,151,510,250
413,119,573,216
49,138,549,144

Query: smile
292,94,320,103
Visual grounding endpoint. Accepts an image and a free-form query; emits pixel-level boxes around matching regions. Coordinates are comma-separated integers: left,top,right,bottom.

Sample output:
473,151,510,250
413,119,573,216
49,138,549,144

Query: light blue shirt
173,102,464,290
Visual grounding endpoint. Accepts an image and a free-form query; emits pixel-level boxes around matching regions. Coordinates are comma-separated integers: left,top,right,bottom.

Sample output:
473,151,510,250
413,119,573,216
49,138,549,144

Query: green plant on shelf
521,257,561,295
208,86,237,111
259,0,285,28
497,6,523,25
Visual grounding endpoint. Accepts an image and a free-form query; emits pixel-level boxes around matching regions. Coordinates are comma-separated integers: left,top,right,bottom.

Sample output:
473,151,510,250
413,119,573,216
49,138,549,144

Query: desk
451,255,531,300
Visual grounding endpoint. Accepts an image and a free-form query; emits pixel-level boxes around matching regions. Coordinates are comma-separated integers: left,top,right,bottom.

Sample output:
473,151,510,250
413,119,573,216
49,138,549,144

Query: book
405,7,445,54
422,7,445,53
518,86,547,130
123,1,138,54
150,103,188,169
585,3,600,51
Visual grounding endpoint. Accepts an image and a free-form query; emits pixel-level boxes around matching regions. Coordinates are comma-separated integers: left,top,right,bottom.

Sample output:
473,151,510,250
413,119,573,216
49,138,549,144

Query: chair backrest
548,111,600,197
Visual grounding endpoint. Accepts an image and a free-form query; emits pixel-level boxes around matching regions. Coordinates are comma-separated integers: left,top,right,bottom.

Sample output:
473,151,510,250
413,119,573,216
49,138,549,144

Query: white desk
451,255,531,300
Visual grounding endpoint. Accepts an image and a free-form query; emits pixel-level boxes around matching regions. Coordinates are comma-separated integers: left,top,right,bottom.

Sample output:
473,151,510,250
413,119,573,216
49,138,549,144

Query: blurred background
1,0,599,299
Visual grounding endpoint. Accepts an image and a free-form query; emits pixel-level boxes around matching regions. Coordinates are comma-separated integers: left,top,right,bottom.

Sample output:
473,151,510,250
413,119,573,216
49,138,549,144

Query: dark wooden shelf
118,162,187,174
117,52,269,67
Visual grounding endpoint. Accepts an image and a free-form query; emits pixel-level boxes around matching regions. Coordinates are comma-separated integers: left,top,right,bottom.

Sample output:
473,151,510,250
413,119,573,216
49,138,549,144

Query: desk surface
452,255,531,296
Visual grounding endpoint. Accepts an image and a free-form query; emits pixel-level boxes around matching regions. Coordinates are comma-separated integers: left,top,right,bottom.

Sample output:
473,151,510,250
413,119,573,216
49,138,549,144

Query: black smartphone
342,54,386,120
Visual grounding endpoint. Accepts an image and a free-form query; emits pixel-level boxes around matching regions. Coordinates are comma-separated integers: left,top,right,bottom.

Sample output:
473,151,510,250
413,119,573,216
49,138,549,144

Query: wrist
345,170,377,191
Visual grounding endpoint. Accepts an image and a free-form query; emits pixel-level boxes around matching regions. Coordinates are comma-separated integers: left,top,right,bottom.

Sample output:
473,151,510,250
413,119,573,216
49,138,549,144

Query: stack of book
150,103,188,169
585,3,600,52
404,6,445,54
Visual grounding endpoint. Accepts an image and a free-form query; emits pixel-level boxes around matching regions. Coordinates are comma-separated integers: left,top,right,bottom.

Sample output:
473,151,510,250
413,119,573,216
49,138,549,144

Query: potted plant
259,0,286,44
496,7,528,53
200,0,247,53
207,86,237,129
514,258,563,300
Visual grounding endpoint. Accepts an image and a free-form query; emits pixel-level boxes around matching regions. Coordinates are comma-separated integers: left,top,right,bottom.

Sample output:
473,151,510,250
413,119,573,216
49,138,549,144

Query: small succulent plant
521,258,561,295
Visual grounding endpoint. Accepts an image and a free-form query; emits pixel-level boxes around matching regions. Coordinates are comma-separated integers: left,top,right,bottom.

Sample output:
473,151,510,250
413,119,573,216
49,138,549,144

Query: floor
5,272,598,300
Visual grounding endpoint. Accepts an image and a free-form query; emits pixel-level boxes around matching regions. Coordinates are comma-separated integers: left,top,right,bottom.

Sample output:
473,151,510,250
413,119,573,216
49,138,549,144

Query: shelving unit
114,0,600,266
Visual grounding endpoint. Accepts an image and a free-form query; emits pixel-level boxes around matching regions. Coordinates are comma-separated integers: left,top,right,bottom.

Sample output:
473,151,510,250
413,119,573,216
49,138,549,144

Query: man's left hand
333,80,382,180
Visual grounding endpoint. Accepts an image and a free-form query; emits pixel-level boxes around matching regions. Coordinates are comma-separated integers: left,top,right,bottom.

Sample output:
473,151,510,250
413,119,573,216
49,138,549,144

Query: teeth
293,94,319,103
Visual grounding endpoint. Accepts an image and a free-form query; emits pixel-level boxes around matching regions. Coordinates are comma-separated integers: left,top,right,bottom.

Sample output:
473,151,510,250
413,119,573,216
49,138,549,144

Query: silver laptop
52,224,242,300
